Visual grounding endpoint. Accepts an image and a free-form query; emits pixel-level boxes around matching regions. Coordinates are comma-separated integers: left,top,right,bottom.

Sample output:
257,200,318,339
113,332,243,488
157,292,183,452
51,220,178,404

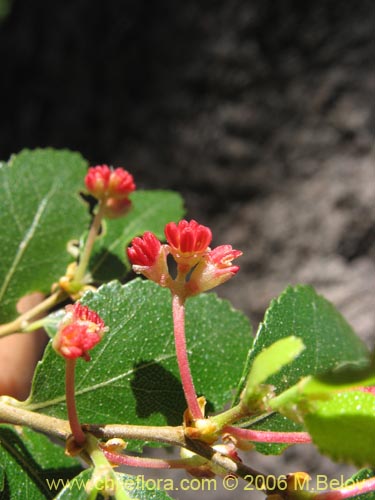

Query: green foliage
0,148,373,500
304,390,375,466
24,280,251,450
243,336,305,401
236,285,370,455
0,149,89,323
0,425,82,499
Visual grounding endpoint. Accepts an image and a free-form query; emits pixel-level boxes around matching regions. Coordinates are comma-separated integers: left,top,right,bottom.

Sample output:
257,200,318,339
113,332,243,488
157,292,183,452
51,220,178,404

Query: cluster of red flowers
127,219,242,298
85,164,136,218
54,166,242,360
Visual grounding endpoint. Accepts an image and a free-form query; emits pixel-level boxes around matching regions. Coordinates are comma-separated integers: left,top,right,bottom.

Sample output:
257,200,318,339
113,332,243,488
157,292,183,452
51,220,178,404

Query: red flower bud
165,220,212,267
127,232,170,286
85,165,136,205
85,165,111,199
108,168,136,199
52,303,106,361
103,197,132,219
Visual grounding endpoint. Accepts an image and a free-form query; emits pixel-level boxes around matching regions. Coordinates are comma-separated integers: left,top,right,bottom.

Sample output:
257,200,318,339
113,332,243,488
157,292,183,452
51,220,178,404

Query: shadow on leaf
0,426,82,499
91,250,127,282
130,360,187,426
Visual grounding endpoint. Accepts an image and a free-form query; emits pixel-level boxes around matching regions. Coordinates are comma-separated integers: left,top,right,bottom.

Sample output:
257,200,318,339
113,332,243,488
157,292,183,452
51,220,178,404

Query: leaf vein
0,189,55,303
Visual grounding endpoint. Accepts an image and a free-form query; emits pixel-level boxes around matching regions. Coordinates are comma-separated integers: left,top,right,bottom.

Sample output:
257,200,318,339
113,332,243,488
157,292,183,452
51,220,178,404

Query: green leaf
0,425,82,499
90,190,185,281
267,364,375,414
0,149,89,323
345,468,375,500
244,336,305,398
304,390,375,466
236,285,370,455
55,469,174,500
43,310,66,340
301,365,375,398
24,279,252,450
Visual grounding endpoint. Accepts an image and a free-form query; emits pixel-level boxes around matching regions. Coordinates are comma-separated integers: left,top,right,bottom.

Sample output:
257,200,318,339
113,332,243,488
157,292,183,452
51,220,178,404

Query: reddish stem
172,294,203,420
313,477,375,500
224,425,312,444
103,450,194,469
65,358,85,446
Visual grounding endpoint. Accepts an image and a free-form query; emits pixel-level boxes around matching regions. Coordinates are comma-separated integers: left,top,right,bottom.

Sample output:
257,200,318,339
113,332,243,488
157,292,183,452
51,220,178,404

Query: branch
0,400,70,439
0,401,280,493
0,290,66,338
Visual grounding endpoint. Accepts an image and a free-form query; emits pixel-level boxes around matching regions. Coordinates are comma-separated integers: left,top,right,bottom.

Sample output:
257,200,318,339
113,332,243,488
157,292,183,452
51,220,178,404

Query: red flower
85,165,136,203
108,168,136,198
127,232,170,286
165,220,212,267
127,232,161,267
52,303,106,361
187,245,242,295
85,165,111,198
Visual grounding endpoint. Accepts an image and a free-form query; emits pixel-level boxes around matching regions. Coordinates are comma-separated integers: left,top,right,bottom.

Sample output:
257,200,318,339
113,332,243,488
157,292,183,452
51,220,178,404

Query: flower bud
103,197,132,219
127,232,170,286
52,303,106,361
85,165,111,199
187,245,242,295
107,168,136,198
85,165,135,199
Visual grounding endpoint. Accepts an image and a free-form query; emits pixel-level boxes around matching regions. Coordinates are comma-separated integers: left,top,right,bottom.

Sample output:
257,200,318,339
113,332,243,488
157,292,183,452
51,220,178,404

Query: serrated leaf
244,336,305,397
236,285,370,455
304,390,375,466
55,469,174,500
0,425,82,500
24,279,251,450
90,190,185,281
0,149,89,322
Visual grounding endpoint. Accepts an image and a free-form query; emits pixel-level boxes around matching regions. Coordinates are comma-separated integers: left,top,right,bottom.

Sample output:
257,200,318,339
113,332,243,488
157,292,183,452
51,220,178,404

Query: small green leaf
90,190,185,281
235,285,370,455
244,336,305,398
268,364,375,413
43,309,66,339
24,280,252,450
301,365,375,398
0,425,82,499
55,469,174,500
0,149,89,323
304,391,375,466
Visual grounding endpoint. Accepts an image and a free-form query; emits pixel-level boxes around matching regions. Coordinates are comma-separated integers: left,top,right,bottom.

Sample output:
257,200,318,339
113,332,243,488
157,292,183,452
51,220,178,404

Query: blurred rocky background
0,0,374,497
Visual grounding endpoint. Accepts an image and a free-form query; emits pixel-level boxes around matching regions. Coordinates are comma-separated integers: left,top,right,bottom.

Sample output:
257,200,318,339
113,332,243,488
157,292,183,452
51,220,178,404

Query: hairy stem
224,425,312,444
65,358,85,446
172,293,203,420
103,450,203,469
74,202,105,283
0,290,66,338
312,477,375,500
